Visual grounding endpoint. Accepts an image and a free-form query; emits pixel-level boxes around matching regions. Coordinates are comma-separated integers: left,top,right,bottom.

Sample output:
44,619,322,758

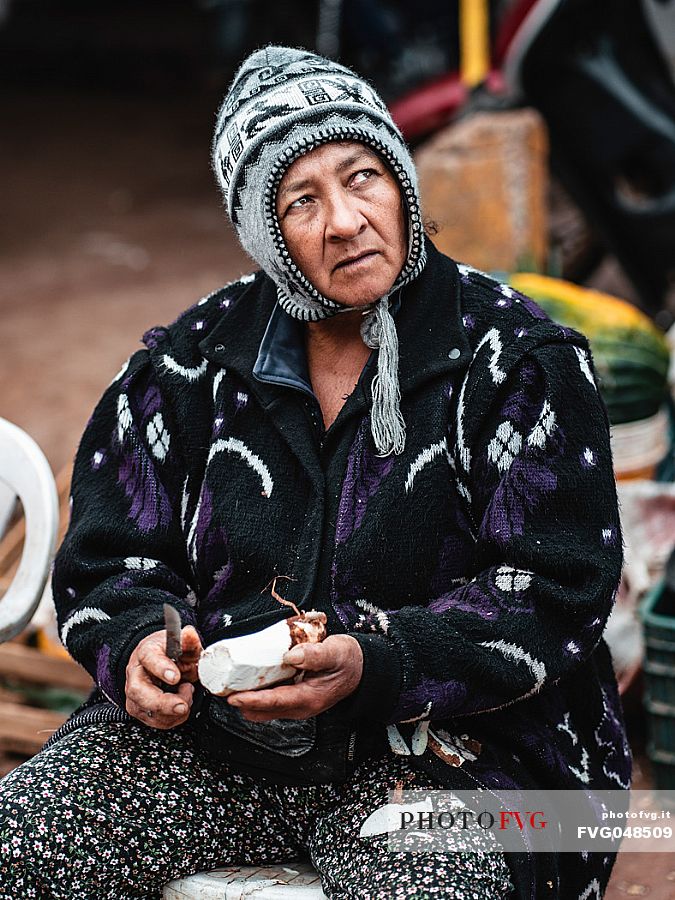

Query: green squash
509,273,671,426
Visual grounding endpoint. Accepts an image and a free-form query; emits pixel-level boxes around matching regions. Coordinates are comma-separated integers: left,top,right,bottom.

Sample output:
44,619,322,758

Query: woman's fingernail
164,669,177,682
174,704,187,714
285,649,304,666
228,698,241,706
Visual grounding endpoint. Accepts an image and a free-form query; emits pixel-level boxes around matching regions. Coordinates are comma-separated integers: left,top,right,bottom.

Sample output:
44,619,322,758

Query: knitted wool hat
212,45,427,455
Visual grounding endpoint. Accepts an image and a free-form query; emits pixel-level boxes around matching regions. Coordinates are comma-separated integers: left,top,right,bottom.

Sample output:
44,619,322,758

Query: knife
163,603,183,693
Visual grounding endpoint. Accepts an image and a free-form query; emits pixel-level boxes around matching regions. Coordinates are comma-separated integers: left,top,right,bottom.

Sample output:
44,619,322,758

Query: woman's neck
304,308,373,428
304,309,370,372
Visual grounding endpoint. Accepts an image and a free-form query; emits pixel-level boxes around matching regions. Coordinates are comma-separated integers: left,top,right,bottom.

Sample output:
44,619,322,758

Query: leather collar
199,237,470,404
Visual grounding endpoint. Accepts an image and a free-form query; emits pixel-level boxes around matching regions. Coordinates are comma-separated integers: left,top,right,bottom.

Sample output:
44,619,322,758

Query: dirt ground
0,88,249,474
1,87,675,898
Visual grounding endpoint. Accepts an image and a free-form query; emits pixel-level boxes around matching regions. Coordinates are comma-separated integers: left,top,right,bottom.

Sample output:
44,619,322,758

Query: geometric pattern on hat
212,45,427,321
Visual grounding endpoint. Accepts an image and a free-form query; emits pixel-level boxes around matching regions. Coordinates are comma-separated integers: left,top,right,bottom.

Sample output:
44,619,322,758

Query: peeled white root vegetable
198,611,327,696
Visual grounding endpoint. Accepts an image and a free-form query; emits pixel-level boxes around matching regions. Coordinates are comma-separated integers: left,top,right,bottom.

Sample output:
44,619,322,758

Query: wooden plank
0,482,17,539
0,749,29,778
0,463,72,578
0,701,66,755
0,685,27,704
0,643,92,692
0,515,24,576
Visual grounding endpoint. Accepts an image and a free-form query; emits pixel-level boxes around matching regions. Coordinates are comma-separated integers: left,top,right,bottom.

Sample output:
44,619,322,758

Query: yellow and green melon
509,273,671,427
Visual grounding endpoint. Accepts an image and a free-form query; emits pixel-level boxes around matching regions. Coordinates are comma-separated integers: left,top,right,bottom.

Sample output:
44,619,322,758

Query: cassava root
198,610,327,697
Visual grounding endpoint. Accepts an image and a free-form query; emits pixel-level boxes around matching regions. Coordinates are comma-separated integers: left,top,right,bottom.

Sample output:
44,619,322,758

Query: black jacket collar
199,237,470,405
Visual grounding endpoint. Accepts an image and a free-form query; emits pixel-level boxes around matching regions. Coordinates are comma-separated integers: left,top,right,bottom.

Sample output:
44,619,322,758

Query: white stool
163,862,327,899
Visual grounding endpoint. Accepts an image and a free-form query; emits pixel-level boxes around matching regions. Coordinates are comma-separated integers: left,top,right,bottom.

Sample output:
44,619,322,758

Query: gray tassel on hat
361,297,405,456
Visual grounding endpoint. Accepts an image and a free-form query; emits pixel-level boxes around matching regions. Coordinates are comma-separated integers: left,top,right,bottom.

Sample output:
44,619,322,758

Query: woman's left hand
226,634,363,721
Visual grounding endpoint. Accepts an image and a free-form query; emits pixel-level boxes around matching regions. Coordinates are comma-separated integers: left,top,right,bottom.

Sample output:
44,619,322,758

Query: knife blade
163,603,183,693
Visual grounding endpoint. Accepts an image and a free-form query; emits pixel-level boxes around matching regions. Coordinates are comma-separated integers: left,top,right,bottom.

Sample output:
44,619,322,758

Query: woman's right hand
125,625,203,729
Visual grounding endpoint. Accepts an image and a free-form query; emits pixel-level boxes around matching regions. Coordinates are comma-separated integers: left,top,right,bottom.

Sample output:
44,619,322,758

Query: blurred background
2,2,675,893
1,0,675,474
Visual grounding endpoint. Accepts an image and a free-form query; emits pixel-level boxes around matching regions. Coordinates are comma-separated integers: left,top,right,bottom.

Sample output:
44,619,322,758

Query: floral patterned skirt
0,721,514,899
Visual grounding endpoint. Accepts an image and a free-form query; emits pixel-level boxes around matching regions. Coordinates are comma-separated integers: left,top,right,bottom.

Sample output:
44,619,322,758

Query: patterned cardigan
53,239,632,899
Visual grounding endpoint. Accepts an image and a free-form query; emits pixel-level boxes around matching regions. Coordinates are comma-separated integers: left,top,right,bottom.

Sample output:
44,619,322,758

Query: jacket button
448,347,460,359
215,343,225,352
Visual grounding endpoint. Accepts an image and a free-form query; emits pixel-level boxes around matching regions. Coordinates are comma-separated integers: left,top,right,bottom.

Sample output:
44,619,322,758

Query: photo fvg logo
379,790,675,854
360,794,551,844
398,809,547,832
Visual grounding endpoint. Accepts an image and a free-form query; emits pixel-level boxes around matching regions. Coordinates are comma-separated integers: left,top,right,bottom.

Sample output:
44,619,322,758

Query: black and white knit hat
212,45,427,455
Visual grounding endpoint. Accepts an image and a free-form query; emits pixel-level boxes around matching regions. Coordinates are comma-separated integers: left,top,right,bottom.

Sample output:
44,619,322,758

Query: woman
0,46,631,899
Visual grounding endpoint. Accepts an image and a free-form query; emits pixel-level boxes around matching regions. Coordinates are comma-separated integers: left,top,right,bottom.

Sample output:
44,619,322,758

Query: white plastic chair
0,417,59,643
163,862,326,899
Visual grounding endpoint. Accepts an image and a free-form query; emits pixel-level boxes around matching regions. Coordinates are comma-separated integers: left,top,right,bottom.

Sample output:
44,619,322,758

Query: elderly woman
0,46,630,899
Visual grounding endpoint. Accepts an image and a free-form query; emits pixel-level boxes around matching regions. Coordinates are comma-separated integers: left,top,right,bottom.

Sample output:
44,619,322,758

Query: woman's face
276,142,407,308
